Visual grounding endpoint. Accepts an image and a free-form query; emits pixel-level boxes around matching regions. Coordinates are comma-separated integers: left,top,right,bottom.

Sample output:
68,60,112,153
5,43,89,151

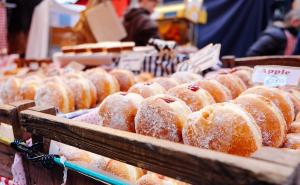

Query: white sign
252,65,300,87
118,52,145,71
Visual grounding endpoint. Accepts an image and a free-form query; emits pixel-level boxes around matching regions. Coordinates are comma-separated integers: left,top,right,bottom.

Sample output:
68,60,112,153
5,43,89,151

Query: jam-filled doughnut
234,94,286,147
213,74,247,98
231,69,253,87
150,77,179,90
135,72,154,83
242,86,295,128
290,121,300,133
35,81,75,113
170,72,202,84
110,69,136,91
20,79,42,100
191,80,232,103
167,84,215,112
135,94,192,142
128,82,165,98
283,133,300,150
182,102,262,156
0,77,23,104
98,92,144,132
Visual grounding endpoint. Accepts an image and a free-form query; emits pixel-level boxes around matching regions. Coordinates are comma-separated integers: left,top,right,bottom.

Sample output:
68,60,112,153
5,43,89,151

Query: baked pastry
98,92,144,132
20,79,42,100
167,84,215,112
85,67,107,75
190,80,232,103
231,69,253,87
85,71,120,103
213,74,247,98
105,160,144,183
283,88,300,115
135,94,192,142
135,72,154,83
0,77,23,104
150,77,179,90
137,173,189,185
242,86,295,128
297,112,300,121
65,77,97,109
170,72,202,84
34,81,75,113
128,82,166,98
283,133,300,150
182,102,262,156
232,66,253,73
110,69,136,91
290,121,300,133
234,94,286,147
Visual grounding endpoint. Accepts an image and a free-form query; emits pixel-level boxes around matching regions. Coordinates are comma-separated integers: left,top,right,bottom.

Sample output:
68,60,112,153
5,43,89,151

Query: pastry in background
128,82,165,98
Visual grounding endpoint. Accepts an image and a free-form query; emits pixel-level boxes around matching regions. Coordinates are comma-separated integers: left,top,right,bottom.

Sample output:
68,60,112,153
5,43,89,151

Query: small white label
252,65,300,87
118,52,144,71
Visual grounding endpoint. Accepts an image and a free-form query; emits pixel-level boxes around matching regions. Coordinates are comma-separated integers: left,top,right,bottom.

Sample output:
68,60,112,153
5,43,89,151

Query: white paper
118,52,145,71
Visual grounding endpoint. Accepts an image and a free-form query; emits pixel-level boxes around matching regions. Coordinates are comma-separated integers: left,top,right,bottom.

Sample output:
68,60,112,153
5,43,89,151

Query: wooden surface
0,143,14,179
20,110,299,185
222,55,300,68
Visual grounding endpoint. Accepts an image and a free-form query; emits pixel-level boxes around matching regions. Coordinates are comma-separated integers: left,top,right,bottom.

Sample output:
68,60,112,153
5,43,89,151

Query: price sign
118,52,145,71
252,65,300,87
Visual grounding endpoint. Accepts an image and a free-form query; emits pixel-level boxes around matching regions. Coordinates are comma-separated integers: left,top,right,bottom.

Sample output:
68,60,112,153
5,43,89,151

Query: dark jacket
122,8,159,46
246,26,287,56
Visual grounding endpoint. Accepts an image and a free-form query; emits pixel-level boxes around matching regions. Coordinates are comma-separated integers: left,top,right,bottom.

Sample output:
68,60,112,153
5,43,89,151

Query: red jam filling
188,84,200,92
161,97,176,103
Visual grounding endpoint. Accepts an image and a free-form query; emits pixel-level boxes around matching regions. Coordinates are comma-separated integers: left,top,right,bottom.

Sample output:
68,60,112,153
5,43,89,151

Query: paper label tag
252,65,300,87
118,52,144,71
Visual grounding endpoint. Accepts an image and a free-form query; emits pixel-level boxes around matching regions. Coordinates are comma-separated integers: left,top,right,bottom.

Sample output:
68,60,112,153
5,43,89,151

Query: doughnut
137,173,188,185
234,94,286,147
170,72,202,84
282,88,300,115
191,80,232,103
105,160,144,183
110,69,136,91
85,71,120,103
0,77,23,104
150,77,179,90
34,81,75,113
85,67,107,75
128,82,166,98
231,69,253,87
290,121,300,133
98,92,144,132
65,77,97,109
232,66,253,73
167,84,215,112
182,102,262,156
135,94,192,142
242,86,295,128
213,74,247,98
283,133,300,149
20,79,42,100
135,72,154,83
297,112,300,121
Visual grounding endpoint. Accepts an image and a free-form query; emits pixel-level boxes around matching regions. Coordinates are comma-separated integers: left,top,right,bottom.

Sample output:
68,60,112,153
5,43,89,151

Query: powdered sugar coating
135,94,192,142
0,77,23,104
284,133,300,149
99,92,144,132
182,102,262,156
20,79,42,100
150,77,179,90
170,72,202,84
110,69,136,91
128,82,166,98
214,74,246,98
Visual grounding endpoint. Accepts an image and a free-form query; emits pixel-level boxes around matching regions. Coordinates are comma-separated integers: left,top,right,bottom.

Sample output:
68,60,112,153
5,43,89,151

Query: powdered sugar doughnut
65,77,97,109
182,102,262,156
170,72,202,84
85,67,107,75
191,80,232,103
135,72,154,83
283,89,300,115
150,77,179,90
234,94,286,147
242,86,295,128
135,94,192,142
213,74,247,98
167,84,215,112
85,72,120,103
297,112,300,121
35,82,75,113
232,66,253,73
98,92,143,132
283,133,300,149
0,77,23,104
128,82,166,98
290,121,300,133
137,173,188,185
110,69,136,91
20,79,42,100
105,160,144,183
231,69,253,87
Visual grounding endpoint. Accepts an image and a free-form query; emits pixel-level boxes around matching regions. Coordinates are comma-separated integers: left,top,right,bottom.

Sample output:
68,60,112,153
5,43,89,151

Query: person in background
246,9,300,56
122,0,160,46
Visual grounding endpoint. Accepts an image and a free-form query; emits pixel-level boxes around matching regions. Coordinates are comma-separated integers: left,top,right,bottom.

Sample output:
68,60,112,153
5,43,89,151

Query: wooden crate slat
0,104,15,124
20,110,296,185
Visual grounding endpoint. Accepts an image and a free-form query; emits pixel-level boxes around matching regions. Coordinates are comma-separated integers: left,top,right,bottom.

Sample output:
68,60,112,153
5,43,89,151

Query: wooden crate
222,55,300,68
17,106,300,185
